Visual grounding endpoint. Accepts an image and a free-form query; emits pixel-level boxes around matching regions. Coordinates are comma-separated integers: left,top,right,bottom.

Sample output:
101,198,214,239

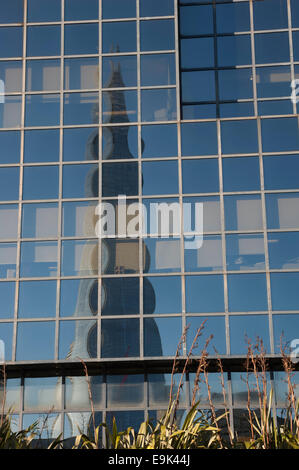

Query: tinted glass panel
25,94,60,127
103,0,136,19
63,127,98,162
254,0,288,30
62,201,97,237
62,164,98,198
0,96,22,128
255,32,289,64
222,157,260,192
261,118,299,153
266,193,299,229
0,0,23,23
217,36,251,67
20,241,58,277
140,20,174,51
216,2,250,33
144,276,181,314
142,161,178,195
226,234,265,271
264,155,299,190
65,0,98,20
18,281,56,318
60,279,98,317
0,243,17,278
28,0,61,22
27,26,60,57
268,232,299,269
0,168,19,201
102,56,137,88
144,317,181,357
64,57,99,90
180,38,214,69
64,93,99,126
0,282,15,319
0,131,20,164
224,195,263,231
142,124,177,158
64,24,99,55
180,5,213,35
61,240,98,277
23,166,59,200
227,274,268,312
0,61,22,93
141,88,176,122
102,22,136,53
16,321,55,360
273,314,299,353
230,315,270,355
271,273,299,311
181,122,218,156
143,238,181,273
185,235,223,272
182,159,219,194
141,54,175,87
0,27,23,58
59,320,97,359
101,318,139,358
181,71,215,102
185,275,225,313
140,0,174,17
186,316,226,355
24,130,60,163
26,59,60,92
221,120,258,154
22,203,58,238
0,204,18,239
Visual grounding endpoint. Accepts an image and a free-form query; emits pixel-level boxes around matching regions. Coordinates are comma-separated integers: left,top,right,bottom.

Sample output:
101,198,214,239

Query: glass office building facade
0,0,299,442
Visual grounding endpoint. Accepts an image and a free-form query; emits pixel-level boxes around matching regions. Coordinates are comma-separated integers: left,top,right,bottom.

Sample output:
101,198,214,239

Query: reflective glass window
1,378,20,412
0,282,15,319
143,276,181,315
186,316,226,355
227,274,268,312
64,57,99,91
182,104,216,120
216,2,250,33
292,0,299,27
273,314,299,354
0,323,13,360
63,127,98,162
102,126,137,159
141,54,175,87
141,124,177,158
219,69,253,101
230,315,270,355
60,279,97,317
141,88,177,122
20,241,58,277
226,234,265,271
103,0,136,19
140,0,174,17
253,0,288,30
65,376,103,410
0,0,23,23
0,61,22,93
22,413,61,438
181,71,215,103
258,100,292,116
256,66,291,99
0,204,18,239
25,94,60,127
149,373,186,407
101,318,139,358
266,193,299,229
63,164,98,198
0,27,23,58
183,196,221,233
185,275,225,313
190,371,228,407
102,239,139,274
24,377,62,412
16,321,55,360
62,201,97,237
180,5,213,35
142,197,179,238
220,102,254,119
23,166,59,200
255,32,289,64
261,118,299,153
64,93,99,125
222,157,260,192
24,129,60,163
0,167,19,201
268,232,299,270
182,159,219,194
107,375,143,408
264,155,299,190
26,59,60,92
18,280,57,318
22,203,58,238
27,26,60,57
221,120,258,154
59,320,97,359
143,238,181,274
185,235,223,272
102,22,136,53
64,24,99,55
106,411,144,434
65,0,98,20
142,160,178,195
0,95,22,128
28,0,61,22
180,38,214,69
217,35,251,67
232,372,271,407
0,131,20,164
61,240,98,277
144,317,181,357
224,195,263,232
271,273,299,311
103,90,137,123
181,122,218,156
102,56,137,88
140,20,174,52
102,277,139,316
0,243,17,278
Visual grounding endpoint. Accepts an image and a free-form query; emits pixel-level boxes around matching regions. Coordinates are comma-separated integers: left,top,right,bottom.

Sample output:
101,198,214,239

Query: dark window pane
24,130,60,163
102,22,136,53
27,26,60,57
0,167,19,201
258,100,292,116
64,93,99,125
256,66,291,98
102,239,140,274
140,20,174,51
103,126,138,159
292,0,299,27
180,38,214,69
0,27,23,58
102,162,138,196
261,118,299,153
142,124,177,158
18,281,56,318
64,57,99,90
182,159,219,194
22,203,58,238
102,56,137,88
60,279,98,317
216,2,250,33
144,276,181,314
28,0,61,22
230,315,270,355
185,275,225,313
180,5,213,35
141,54,175,86
144,317,181,357
220,102,254,119
103,0,136,19
181,71,215,102
25,94,60,127
23,166,59,200
102,278,139,316
254,0,288,30
0,282,15,319
221,120,258,154
217,36,251,67
101,319,139,358
0,131,20,164
223,157,260,192
264,155,299,190
271,273,299,311
20,241,58,277
219,69,253,100
181,122,218,156
26,59,60,92
142,160,178,195
0,61,22,93
227,274,268,312
103,90,137,123
16,322,55,360
0,0,23,23
140,0,174,17
59,320,97,359
273,314,299,353
64,24,99,55
65,0,98,20
255,32,289,64
186,316,226,355
63,127,98,162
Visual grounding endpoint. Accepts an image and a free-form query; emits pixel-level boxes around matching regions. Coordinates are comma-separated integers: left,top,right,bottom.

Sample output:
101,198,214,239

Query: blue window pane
59,320,97,359
186,316,226,355
65,57,99,90
230,315,270,355
182,159,219,194
261,117,299,152
258,100,293,116
22,203,58,238
180,5,213,35
107,375,143,407
144,276,181,314
183,195,221,233
102,22,136,54
144,317,181,357
64,93,99,125
101,319,139,358
216,2,250,33
0,27,23,58
217,36,251,67
264,155,299,190
103,56,137,88
254,0,288,30
256,66,291,98
65,0,98,20
181,71,215,102
142,161,178,195
0,96,22,128
23,166,59,200
223,157,260,192
18,281,56,318
143,238,181,274
271,273,299,311
0,283,15,319
0,0,23,23
185,235,223,272
266,193,299,229
185,275,225,313
224,195,263,231
141,54,175,87
0,61,22,93
60,279,97,317
292,0,299,27
62,201,97,237
103,90,137,123
63,127,98,162
255,32,289,64
0,204,18,239
61,240,98,277
0,243,17,278
26,59,60,92
25,94,60,127
23,413,61,438
102,163,138,197
220,102,254,119
181,122,218,156
142,124,178,158
102,277,139,316
63,164,98,198
103,126,137,159
219,69,253,100
268,232,299,270
64,24,99,55
180,38,214,69
24,130,60,163
27,26,60,57
16,322,55,361
141,89,176,122
20,241,58,277
28,0,61,22
103,0,136,19
182,104,216,120
221,120,258,154
0,132,20,164
140,0,174,17
227,274,268,312
140,20,174,52
273,314,299,353
226,234,265,271
0,167,19,201
0,323,13,361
